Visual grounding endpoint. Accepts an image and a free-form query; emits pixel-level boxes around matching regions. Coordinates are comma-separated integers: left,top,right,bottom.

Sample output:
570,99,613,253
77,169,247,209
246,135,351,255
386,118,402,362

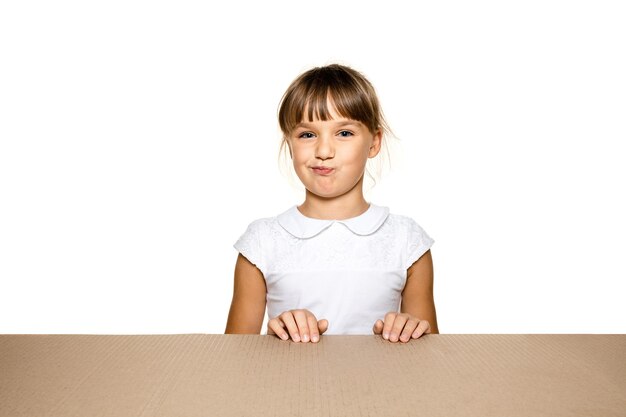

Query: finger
267,318,289,340
383,311,400,341
399,317,420,343
389,314,409,343
372,319,384,335
292,310,310,343
318,319,329,335
306,314,319,343
382,312,397,341
280,312,301,342
411,320,431,339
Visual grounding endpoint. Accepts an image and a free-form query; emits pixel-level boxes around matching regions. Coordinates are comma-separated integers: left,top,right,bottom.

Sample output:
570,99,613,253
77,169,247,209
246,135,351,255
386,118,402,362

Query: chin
306,188,345,199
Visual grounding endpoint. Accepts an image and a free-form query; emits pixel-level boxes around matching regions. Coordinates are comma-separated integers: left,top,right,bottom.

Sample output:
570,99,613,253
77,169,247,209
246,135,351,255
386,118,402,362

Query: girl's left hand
372,312,431,343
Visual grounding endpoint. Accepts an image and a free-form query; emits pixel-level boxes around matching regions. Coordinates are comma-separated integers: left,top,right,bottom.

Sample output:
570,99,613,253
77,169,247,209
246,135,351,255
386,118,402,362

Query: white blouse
233,203,434,335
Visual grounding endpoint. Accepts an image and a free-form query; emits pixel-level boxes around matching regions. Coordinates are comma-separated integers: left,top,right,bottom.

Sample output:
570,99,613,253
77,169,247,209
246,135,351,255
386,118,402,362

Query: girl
225,64,438,344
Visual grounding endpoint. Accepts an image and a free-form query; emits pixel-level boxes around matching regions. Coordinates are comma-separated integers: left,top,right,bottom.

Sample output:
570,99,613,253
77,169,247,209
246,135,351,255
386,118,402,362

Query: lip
311,167,334,175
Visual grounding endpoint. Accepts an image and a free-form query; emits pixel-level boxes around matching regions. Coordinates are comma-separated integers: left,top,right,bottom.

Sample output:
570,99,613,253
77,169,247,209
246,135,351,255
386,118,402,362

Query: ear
368,127,383,158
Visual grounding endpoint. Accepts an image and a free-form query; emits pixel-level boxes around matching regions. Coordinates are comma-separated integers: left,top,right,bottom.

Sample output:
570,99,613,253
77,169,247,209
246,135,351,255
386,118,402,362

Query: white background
1,1,624,334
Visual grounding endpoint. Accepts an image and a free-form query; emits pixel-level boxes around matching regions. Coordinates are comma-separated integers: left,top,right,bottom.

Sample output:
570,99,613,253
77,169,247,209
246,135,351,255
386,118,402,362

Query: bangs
278,65,380,136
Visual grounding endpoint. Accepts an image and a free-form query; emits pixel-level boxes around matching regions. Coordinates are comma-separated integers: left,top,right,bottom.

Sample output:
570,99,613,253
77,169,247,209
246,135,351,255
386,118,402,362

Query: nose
315,133,334,160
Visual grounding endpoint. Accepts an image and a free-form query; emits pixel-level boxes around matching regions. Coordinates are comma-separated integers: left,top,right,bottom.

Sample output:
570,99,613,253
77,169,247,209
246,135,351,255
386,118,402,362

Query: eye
338,130,354,137
298,132,315,139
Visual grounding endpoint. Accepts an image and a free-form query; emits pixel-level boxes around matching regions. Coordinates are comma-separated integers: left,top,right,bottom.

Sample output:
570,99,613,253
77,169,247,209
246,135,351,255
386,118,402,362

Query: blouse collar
277,203,390,239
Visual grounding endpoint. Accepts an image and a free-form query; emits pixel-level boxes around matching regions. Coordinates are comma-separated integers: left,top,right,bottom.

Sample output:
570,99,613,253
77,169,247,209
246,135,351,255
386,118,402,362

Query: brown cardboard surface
1,334,625,417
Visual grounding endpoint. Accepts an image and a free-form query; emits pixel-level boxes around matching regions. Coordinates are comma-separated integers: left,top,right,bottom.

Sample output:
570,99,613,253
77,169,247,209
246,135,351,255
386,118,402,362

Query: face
286,103,382,199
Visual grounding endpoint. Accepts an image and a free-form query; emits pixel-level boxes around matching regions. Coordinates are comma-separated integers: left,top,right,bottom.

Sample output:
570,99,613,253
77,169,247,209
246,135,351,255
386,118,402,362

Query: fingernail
312,335,319,342
383,332,389,340
281,333,288,340
302,334,309,342
293,334,300,342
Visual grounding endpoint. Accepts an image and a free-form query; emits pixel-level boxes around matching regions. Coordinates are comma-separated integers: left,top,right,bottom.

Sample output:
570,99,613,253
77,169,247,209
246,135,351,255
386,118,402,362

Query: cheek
344,148,369,167
292,152,307,165
291,146,311,163
291,154,310,172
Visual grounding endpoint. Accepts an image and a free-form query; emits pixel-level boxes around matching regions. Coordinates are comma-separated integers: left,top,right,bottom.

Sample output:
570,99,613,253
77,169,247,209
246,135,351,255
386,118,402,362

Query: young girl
225,64,438,344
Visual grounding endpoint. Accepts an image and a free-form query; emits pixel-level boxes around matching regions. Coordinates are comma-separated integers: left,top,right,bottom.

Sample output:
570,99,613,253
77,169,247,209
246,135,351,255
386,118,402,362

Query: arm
224,253,267,334
400,249,439,334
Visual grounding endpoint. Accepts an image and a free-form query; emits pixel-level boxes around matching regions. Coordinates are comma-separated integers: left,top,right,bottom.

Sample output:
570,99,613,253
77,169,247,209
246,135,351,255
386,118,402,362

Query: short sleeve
233,220,266,275
404,218,435,270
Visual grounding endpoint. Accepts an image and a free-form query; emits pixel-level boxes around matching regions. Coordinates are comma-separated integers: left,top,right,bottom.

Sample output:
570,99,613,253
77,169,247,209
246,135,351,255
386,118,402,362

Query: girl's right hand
267,309,328,343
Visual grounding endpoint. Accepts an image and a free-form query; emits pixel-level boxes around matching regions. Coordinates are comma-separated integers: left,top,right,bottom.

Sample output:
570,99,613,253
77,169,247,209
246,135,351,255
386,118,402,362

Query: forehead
299,96,363,124
302,96,341,118
294,118,363,129
293,101,366,132
281,89,374,136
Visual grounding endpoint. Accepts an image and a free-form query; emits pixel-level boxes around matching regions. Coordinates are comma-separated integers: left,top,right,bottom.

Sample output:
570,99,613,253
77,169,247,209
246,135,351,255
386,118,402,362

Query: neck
297,176,370,220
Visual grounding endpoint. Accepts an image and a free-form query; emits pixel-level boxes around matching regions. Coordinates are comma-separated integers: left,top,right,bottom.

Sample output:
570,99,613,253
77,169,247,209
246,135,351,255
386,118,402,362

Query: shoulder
244,216,273,231
233,212,285,275
385,210,434,269
386,208,434,246
236,211,287,238
384,211,428,234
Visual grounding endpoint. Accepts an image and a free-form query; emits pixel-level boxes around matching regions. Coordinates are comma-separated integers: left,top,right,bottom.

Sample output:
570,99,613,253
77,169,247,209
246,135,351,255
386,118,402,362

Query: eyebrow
294,120,361,129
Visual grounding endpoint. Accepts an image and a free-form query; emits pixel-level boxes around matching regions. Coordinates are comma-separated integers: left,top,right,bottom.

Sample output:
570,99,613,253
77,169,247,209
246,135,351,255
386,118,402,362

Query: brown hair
277,63,396,192
278,64,391,139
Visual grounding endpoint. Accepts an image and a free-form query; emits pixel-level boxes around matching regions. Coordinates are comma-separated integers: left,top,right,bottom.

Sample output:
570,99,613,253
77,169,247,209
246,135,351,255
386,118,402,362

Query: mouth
311,166,334,175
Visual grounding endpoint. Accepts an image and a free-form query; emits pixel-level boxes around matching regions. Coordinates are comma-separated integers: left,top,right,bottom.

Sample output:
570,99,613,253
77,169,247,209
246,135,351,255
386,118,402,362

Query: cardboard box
1,334,624,416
